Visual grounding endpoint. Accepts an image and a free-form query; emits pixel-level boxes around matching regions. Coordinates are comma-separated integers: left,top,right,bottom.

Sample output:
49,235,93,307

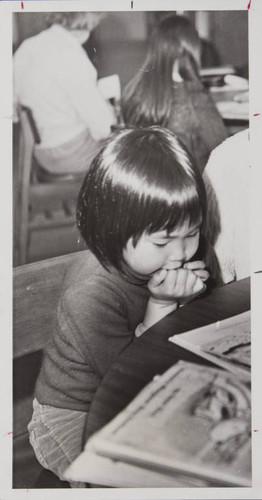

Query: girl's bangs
134,182,203,238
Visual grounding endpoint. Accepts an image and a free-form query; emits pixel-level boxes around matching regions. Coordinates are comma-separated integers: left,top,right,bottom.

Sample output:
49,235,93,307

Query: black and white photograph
0,0,262,498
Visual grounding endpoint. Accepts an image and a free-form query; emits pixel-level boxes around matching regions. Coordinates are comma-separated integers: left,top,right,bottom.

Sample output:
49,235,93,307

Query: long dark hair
122,14,201,127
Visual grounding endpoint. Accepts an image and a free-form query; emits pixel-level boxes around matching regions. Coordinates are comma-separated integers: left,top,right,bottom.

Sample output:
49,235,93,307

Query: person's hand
148,261,208,305
141,262,209,333
183,260,209,281
180,260,209,305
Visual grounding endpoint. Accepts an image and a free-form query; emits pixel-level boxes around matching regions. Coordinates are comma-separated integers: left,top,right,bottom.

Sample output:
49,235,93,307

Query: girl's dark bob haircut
77,126,206,269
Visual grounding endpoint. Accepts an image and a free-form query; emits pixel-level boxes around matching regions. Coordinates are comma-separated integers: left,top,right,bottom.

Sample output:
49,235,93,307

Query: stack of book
65,311,251,487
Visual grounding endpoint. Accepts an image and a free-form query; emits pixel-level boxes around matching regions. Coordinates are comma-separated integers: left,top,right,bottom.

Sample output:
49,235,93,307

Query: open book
169,310,251,382
65,360,251,487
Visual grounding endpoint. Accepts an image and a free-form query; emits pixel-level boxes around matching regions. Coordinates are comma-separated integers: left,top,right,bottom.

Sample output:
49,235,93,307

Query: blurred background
13,10,248,85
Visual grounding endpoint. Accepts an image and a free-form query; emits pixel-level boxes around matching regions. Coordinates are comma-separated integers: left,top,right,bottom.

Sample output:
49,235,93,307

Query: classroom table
210,86,249,135
84,277,250,444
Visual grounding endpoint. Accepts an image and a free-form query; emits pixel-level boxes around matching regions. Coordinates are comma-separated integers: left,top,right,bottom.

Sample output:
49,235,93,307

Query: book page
66,361,251,487
169,310,251,380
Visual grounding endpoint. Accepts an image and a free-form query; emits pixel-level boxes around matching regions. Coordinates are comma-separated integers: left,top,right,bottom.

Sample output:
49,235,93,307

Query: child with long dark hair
122,14,228,173
28,126,219,486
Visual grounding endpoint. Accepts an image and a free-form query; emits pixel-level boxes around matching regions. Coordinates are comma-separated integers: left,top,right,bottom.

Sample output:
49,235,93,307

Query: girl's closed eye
187,231,199,238
154,241,168,247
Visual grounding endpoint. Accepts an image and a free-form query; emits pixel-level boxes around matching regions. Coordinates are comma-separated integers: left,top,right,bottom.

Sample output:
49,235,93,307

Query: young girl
28,126,218,486
122,14,228,173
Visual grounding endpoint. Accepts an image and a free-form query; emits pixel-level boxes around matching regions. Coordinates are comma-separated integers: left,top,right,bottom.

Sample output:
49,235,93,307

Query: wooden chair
13,107,85,266
13,250,87,488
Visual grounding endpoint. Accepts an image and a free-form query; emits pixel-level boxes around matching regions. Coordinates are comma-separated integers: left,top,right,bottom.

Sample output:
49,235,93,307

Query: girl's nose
168,239,185,261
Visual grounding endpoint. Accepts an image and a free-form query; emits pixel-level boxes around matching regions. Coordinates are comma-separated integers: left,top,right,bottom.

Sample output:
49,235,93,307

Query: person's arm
59,281,138,379
63,54,117,141
139,262,209,334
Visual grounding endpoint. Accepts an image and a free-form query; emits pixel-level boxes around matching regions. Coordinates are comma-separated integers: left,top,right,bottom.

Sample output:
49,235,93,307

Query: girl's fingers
193,269,209,281
159,269,177,293
185,268,198,292
149,269,167,288
183,260,206,270
174,268,193,295
178,269,205,297
193,278,207,294
148,267,207,301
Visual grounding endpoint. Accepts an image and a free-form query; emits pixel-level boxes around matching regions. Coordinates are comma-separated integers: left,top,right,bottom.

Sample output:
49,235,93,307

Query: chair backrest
13,107,84,266
13,251,85,359
13,107,35,266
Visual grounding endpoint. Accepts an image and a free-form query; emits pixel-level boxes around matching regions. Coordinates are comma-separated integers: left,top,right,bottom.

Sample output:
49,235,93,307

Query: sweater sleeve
60,280,134,378
61,51,116,141
35,275,136,410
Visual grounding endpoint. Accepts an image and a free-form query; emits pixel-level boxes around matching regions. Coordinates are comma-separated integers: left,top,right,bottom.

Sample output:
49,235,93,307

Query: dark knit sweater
35,251,149,412
168,81,228,173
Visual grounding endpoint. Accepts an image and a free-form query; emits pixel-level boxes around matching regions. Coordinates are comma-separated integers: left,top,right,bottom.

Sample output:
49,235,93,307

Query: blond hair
44,12,105,31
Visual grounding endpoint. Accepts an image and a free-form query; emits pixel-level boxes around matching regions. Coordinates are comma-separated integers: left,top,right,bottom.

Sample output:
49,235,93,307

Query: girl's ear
172,60,183,82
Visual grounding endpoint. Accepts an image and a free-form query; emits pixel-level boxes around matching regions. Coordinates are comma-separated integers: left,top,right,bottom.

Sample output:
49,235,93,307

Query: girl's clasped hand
148,260,209,305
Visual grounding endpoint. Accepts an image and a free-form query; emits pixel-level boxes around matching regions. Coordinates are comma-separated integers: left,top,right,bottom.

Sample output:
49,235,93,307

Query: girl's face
123,220,201,278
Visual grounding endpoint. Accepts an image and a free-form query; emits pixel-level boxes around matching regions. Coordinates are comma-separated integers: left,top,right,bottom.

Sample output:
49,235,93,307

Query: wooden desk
210,86,249,135
84,278,250,443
